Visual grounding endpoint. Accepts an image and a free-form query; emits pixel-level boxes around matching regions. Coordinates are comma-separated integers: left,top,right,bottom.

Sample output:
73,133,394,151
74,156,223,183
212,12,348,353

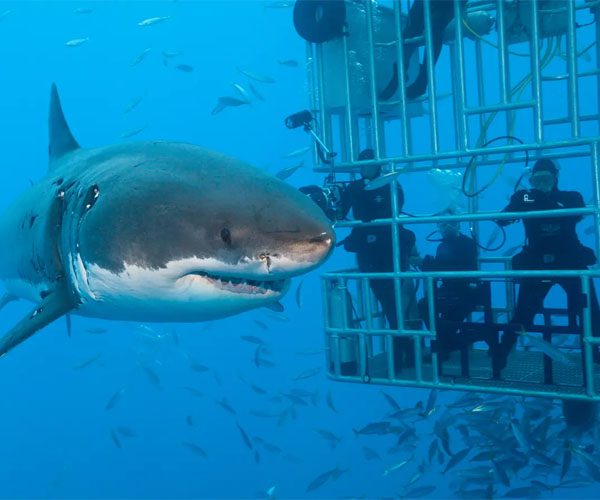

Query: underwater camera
285,109,314,130
299,181,345,222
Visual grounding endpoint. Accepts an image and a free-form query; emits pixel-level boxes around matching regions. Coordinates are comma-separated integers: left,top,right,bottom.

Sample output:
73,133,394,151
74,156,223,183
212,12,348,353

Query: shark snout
259,225,335,278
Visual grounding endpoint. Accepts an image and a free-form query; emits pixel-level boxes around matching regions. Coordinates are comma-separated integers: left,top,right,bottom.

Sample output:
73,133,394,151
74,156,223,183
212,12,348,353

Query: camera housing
285,110,314,130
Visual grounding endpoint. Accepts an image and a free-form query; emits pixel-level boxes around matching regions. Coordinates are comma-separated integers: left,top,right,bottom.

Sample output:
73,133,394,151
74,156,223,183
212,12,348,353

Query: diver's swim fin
0,285,75,358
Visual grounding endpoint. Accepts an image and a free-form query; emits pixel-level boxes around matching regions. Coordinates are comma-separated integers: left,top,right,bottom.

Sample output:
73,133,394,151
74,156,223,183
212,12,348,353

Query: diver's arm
338,180,360,219
496,191,524,227
564,191,585,223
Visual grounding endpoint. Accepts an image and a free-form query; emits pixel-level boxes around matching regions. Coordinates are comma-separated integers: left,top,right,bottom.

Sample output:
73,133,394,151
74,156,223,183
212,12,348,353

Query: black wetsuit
340,180,416,366
380,0,464,100
419,233,479,354
497,188,600,363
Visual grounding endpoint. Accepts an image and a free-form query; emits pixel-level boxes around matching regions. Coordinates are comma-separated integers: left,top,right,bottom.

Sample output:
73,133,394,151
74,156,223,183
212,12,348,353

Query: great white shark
0,84,334,357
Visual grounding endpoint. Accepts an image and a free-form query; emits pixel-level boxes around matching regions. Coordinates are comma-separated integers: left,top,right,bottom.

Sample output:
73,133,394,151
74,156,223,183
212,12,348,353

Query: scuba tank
328,281,358,376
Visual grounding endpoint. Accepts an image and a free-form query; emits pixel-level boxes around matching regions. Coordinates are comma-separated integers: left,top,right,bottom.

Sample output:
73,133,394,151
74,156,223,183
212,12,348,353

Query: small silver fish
248,82,265,102
236,423,253,450
65,37,89,47
232,83,251,103
382,457,411,476
130,48,151,67
362,446,381,461
117,426,137,438
295,280,304,308
175,64,194,73
277,59,299,67
241,335,265,345
74,7,93,14
281,146,310,159
105,387,126,411
275,161,304,181
517,328,576,367
123,94,145,114
216,398,237,415
236,67,276,84
73,354,101,370
296,347,328,356
162,50,181,58
264,1,293,8
250,384,267,395
188,358,210,373
120,124,148,139
110,429,122,448
138,16,170,27
180,386,204,398
182,441,207,457
211,96,249,115
292,366,321,381
86,327,107,334
253,320,268,330
326,391,339,413
140,363,161,387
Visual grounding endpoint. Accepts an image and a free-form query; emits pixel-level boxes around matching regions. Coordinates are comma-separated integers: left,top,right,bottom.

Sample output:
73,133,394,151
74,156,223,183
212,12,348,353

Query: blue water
0,1,599,499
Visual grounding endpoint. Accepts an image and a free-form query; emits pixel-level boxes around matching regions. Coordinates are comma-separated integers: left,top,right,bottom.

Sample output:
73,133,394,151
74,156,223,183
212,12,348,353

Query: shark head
44,86,334,321
63,144,334,320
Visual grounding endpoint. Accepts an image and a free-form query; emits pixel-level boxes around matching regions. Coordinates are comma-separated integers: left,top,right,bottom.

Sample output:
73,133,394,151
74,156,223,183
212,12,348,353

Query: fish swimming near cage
0,84,334,358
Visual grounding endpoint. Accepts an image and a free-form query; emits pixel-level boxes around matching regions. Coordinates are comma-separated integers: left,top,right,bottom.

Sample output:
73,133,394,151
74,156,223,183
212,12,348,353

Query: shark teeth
189,271,286,295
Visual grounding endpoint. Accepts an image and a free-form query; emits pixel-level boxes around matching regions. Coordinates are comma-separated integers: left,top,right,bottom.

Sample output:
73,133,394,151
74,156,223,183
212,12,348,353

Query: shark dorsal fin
48,83,79,167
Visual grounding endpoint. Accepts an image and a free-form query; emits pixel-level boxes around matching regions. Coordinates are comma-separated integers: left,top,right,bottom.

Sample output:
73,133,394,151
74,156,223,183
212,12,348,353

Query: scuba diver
495,158,600,430
340,149,420,370
380,0,466,100
417,217,479,361
495,158,600,370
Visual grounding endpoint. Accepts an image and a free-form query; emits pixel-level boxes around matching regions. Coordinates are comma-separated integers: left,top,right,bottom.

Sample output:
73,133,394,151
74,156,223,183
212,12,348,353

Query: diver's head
529,158,558,193
437,220,460,239
437,209,460,238
358,149,381,180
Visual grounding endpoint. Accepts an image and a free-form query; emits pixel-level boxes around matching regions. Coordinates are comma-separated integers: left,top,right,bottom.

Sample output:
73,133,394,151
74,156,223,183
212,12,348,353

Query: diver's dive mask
529,171,556,193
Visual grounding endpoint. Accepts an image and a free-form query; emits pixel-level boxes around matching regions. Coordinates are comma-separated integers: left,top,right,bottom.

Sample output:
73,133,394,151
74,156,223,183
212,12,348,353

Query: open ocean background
0,1,599,498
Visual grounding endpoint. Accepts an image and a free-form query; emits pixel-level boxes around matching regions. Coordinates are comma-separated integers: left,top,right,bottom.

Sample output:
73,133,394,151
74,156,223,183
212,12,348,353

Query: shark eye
220,228,232,246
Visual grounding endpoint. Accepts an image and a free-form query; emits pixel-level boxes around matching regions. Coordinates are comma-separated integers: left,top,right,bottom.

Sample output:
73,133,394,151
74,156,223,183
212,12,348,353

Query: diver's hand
409,255,423,267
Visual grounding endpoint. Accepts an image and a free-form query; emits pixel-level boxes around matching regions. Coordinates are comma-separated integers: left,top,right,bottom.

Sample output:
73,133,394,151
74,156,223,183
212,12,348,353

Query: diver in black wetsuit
417,218,479,360
496,158,600,369
380,0,465,100
340,149,419,369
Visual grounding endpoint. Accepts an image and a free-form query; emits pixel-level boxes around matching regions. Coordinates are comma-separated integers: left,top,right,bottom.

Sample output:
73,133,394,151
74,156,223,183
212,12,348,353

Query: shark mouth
188,271,287,295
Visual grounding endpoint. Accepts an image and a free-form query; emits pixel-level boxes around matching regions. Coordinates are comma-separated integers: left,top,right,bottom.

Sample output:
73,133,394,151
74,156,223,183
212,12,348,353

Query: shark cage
294,0,600,403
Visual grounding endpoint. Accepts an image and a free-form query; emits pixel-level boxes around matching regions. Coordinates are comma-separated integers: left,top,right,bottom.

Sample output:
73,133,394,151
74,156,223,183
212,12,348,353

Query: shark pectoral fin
0,286,75,358
0,292,17,311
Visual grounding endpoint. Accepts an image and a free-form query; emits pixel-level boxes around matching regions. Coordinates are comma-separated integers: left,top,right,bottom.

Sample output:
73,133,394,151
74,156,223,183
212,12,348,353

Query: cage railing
322,269,600,401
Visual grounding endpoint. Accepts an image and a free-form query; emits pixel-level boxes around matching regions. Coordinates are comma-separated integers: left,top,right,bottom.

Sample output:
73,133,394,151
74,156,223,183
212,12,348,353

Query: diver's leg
406,0,457,99
370,279,398,330
561,276,600,363
498,279,552,369
371,279,413,369
380,0,424,101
